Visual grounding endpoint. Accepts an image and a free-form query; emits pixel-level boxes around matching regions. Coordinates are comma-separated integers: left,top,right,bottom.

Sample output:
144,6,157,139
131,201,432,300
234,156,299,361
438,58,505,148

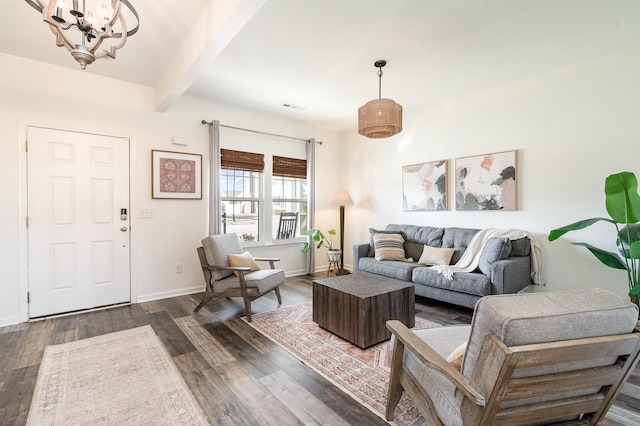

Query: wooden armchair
194,233,284,321
386,288,640,425
276,212,298,239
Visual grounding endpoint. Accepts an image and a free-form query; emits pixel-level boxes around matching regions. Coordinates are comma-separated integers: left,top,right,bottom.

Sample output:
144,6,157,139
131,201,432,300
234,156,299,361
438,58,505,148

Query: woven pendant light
358,60,403,138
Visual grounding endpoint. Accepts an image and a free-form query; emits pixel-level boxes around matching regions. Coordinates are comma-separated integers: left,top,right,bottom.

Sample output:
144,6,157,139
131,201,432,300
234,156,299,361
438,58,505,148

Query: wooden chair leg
386,338,406,420
193,294,214,313
274,286,282,304
243,296,253,322
238,273,253,322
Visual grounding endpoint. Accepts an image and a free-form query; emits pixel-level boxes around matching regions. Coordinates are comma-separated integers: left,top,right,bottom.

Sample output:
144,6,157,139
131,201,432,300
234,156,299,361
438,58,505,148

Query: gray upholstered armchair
194,233,284,321
386,288,640,425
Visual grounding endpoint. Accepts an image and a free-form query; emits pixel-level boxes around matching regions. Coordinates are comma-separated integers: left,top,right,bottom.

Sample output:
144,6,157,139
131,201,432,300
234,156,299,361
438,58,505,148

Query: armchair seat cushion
213,268,285,293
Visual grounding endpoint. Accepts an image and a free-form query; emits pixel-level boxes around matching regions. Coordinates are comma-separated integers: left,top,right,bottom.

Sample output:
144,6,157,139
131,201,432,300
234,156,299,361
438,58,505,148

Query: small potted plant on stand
301,228,341,262
548,171,640,324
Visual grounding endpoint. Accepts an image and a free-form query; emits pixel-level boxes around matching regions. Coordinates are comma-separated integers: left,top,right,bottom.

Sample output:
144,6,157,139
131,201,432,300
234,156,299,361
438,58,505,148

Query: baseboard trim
0,316,21,328
137,285,203,303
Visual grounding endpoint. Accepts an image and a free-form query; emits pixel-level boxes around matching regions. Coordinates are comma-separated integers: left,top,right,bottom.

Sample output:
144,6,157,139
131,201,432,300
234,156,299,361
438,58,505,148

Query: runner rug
246,301,441,425
27,325,208,425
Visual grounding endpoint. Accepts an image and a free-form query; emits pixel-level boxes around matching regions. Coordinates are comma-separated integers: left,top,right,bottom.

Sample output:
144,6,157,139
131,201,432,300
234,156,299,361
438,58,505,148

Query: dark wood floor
0,274,638,425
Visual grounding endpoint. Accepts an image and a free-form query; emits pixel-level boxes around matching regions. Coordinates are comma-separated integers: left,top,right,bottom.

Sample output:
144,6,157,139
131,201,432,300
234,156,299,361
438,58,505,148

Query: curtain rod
201,120,322,144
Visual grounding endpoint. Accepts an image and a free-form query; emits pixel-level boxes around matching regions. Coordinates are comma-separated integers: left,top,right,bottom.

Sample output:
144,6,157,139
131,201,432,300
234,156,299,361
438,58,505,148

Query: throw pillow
478,237,512,276
446,341,467,371
368,228,405,257
417,245,455,266
404,241,424,263
227,251,260,276
372,233,406,261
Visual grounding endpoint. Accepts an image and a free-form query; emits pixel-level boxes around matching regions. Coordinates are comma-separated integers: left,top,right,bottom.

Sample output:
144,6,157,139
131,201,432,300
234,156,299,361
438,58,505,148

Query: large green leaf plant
548,172,640,308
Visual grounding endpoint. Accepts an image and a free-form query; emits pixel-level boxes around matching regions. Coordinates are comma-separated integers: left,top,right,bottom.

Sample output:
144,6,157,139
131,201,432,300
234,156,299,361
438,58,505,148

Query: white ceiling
3,0,640,131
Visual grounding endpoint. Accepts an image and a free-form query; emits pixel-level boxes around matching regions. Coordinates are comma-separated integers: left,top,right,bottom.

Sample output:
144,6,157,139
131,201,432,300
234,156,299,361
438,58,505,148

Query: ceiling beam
154,0,267,112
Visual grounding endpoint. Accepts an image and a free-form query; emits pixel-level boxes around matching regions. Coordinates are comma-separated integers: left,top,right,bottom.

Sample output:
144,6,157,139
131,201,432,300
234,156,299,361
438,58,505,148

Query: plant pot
327,249,342,262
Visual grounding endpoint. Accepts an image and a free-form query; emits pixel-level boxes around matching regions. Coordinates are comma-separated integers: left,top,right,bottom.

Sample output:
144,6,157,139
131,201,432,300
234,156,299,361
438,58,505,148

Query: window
220,150,263,243
220,150,307,244
272,156,307,240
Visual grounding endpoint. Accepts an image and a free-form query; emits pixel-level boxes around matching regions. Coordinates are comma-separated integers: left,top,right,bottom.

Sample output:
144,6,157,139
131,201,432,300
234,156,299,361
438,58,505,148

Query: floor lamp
332,190,354,275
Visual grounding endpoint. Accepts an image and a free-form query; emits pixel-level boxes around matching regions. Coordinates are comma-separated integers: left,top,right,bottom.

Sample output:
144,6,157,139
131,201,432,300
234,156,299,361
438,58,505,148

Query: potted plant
302,228,341,261
548,171,640,309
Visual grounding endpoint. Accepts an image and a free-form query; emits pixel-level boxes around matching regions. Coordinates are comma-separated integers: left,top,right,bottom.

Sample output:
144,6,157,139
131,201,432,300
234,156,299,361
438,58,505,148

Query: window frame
219,149,308,246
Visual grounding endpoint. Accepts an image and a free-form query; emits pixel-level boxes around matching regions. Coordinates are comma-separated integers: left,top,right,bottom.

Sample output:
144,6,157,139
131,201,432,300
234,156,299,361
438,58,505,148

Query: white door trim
17,122,136,322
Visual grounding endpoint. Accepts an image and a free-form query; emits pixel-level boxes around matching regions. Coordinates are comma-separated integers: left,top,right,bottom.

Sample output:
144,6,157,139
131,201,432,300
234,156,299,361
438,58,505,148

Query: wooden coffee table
312,272,415,348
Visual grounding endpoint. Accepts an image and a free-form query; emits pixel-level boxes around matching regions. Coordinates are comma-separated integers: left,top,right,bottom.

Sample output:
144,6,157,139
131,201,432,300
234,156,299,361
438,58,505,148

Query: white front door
27,127,131,318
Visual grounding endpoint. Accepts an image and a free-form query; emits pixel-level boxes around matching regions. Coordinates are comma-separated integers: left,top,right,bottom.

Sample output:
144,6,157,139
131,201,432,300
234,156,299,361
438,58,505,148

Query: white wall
340,45,640,301
3,43,639,325
0,52,341,326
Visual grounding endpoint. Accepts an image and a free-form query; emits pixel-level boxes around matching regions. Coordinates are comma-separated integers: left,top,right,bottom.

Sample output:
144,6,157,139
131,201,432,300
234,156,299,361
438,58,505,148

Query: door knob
121,226,128,232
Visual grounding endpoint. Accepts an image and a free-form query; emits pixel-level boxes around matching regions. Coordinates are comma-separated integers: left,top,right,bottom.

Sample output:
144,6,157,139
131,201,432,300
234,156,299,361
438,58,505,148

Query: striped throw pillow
373,233,406,261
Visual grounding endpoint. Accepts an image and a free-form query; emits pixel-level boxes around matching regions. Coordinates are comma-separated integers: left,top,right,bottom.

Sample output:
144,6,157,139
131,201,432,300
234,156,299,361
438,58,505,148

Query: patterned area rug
246,302,441,425
27,325,208,425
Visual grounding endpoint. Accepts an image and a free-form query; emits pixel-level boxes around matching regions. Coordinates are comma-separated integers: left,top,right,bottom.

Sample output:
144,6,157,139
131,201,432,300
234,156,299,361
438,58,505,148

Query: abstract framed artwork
152,150,202,199
455,150,516,210
402,160,447,211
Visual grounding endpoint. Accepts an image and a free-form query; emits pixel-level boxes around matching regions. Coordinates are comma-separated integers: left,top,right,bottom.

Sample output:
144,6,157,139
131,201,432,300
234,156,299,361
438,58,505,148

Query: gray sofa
353,224,533,309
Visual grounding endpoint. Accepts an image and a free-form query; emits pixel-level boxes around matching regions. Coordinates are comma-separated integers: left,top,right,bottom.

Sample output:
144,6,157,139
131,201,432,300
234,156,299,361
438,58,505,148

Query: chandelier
25,0,140,70
358,60,403,139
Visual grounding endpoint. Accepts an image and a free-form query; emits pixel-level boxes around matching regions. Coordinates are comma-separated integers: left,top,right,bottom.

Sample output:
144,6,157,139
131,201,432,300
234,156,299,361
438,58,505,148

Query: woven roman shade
273,156,307,179
221,149,264,172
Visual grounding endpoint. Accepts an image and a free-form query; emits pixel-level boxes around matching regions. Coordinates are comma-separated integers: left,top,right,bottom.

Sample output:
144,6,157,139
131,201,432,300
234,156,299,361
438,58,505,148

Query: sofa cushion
358,257,418,281
413,267,491,297
418,246,455,266
385,224,445,260
461,289,640,379
441,227,479,264
478,237,511,276
385,224,445,246
373,233,406,260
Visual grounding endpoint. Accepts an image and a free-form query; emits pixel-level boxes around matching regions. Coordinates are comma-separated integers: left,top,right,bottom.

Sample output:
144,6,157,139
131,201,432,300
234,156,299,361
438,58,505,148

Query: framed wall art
455,150,516,211
402,160,447,211
152,150,202,199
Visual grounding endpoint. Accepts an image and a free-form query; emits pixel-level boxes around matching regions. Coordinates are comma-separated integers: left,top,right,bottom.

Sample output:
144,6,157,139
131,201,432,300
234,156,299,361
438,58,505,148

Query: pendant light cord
377,67,383,100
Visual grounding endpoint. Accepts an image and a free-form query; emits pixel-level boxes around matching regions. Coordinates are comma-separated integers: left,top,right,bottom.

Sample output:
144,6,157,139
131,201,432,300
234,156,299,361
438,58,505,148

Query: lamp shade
358,98,403,138
332,190,354,206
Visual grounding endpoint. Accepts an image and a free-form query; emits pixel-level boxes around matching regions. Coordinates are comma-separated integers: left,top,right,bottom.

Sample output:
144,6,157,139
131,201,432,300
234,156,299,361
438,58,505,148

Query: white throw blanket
430,228,544,285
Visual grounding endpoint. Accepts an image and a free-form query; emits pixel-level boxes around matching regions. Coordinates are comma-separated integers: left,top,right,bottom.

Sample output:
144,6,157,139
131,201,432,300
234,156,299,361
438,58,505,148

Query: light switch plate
139,208,154,218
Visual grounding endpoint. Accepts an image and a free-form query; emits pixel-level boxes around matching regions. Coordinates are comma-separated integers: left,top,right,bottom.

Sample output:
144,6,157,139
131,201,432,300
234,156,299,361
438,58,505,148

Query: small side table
327,261,340,276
